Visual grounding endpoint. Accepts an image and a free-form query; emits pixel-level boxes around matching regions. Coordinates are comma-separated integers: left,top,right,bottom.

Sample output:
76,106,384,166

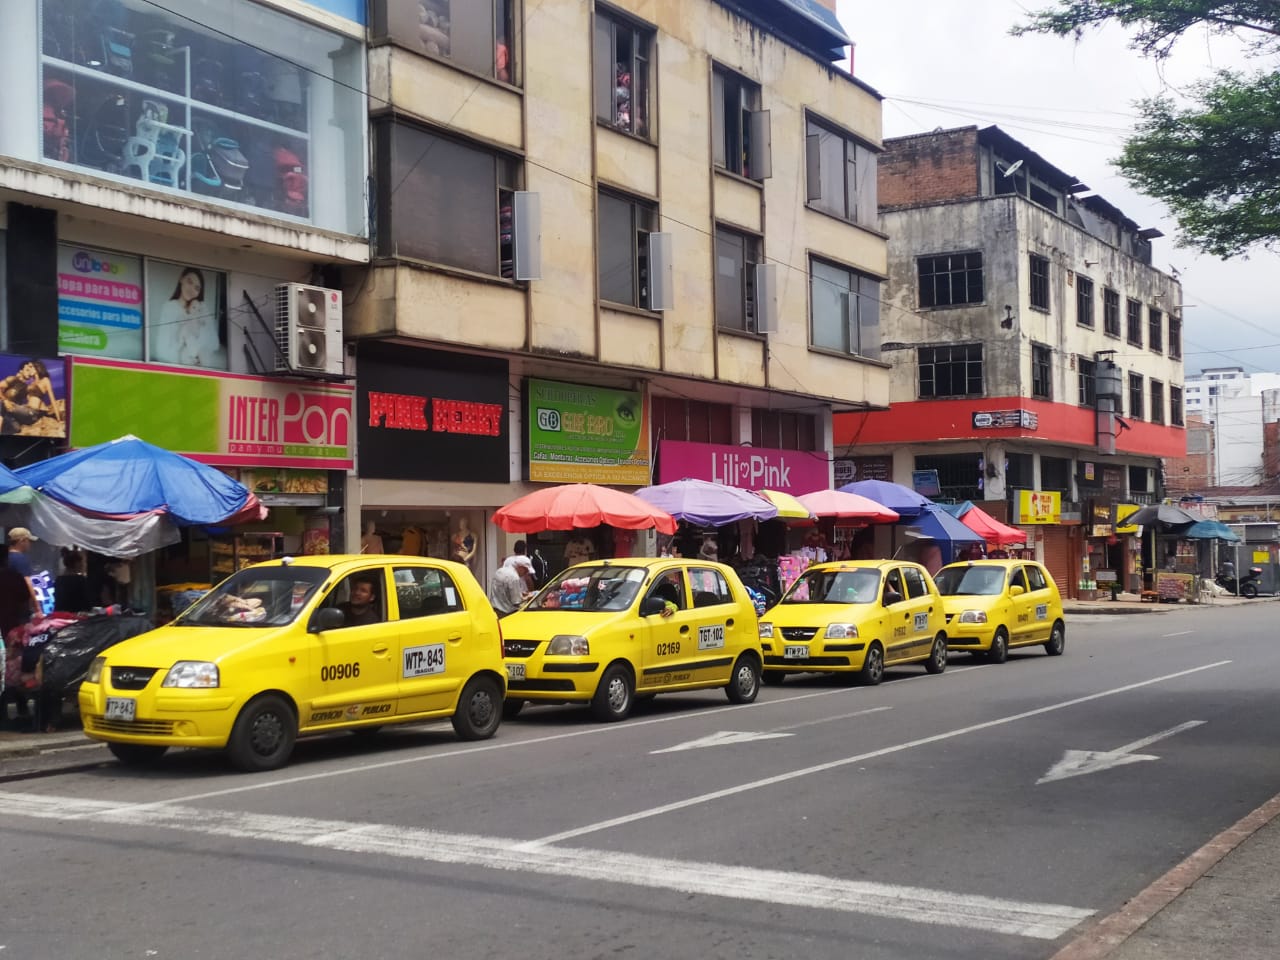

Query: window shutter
754,263,777,333
805,134,822,201
748,110,772,181
513,191,541,281
711,71,726,169
647,232,674,311
593,18,613,124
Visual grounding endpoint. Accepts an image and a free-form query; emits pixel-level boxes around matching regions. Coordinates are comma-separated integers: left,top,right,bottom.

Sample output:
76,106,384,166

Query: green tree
1014,2,1280,258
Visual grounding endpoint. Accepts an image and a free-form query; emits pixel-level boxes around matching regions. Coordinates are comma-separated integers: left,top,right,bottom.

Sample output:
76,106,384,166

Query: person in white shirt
503,540,536,591
488,565,526,616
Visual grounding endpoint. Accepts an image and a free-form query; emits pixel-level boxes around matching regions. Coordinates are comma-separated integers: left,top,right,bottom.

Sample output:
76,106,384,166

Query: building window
1032,343,1052,400
652,396,733,444
918,343,984,398
1150,379,1165,424
1126,298,1143,346
810,258,881,359
597,189,656,307
1029,254,1049,311
712,67,768,180
1149,307,1163,353
1078,356,1096,407
1128,371,1144,419
1171,385,1184,426
1076,275,1094,327
805,116,877,227
1041,455,1071,494
373,0,515,84
1169,314,1182,359
917,252,983,308
376,121,519,277
1103,288,1121,337
752,410,817,450
914,452,982,503
714,226,762,332
595,10,651,138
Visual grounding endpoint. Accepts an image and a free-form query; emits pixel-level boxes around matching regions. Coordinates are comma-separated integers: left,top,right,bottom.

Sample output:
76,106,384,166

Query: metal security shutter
1042,526,1074,599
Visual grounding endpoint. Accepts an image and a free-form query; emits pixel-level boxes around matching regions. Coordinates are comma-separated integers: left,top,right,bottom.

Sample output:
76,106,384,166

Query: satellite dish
999,159,1024,178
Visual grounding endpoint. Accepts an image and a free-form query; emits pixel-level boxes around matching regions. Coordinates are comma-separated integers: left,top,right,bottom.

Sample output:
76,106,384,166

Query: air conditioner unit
273,282,343,376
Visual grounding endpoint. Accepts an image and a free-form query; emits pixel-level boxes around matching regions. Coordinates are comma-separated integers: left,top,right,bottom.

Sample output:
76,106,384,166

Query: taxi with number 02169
78,555,507,772
500,558,762,722
758,560,948,686
933,559,1066,663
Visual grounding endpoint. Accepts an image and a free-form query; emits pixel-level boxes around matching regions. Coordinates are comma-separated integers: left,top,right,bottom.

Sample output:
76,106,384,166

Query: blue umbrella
905,505,985,546
635,478,779,526
17,435,259,525
838,479,934,519
1183,520,1240,542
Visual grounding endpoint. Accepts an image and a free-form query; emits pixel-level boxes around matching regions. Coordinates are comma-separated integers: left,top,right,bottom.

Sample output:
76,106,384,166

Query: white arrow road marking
651,730,793,753
0,790,1094,940
1037,721,1206,785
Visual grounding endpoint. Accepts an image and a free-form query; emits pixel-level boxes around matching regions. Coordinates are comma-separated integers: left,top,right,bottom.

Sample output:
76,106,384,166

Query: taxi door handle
372,643,389,654
447,633,463,642
679,625,690,634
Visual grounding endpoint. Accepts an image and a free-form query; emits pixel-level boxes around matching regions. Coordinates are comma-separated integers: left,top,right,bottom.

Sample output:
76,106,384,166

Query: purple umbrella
837,479,934,519
635,478,779,526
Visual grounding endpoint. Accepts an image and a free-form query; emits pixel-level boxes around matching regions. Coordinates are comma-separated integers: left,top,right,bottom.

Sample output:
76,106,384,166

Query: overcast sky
837,0,1278,378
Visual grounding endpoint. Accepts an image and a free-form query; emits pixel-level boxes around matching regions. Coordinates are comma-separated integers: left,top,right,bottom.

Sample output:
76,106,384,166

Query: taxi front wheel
591,663,634,722
228,694,297,772
453,676,503,740
859,644,885,686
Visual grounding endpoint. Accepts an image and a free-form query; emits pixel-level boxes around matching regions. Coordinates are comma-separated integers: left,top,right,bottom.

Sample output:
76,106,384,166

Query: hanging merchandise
79,93,132,173
190,118,249,198
138,28,181,92
231,46,269,120
122,100,189,187
264,57,306,129
274,145,309,215
85,0,135,79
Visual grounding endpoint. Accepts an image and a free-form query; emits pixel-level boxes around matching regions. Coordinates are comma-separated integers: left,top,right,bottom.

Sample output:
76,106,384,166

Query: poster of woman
0,355,66,437
147,262,228,369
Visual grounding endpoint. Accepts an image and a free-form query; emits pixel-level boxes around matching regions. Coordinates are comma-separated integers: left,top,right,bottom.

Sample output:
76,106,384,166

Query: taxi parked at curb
758,560,947,685
500,558,762,722
933,559,1065,662
78,555,507,772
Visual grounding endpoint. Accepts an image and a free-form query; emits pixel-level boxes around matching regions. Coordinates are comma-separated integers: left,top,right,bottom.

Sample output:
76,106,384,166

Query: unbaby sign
657,439,829,493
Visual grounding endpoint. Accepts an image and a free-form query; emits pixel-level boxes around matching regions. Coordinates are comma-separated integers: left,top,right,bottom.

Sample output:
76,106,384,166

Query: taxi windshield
181,567,329,627
782,568,880,604
934,565,1005,596
527,564,647,612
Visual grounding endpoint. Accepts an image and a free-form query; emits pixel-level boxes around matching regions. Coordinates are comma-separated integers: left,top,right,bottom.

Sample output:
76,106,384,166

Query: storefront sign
357,348,509,482
911,469,941,497
0,354,66,438
1115,503,1141,534
657,439,829,493
526,378,649,484
833,455,892,484
1014,489,1061,524
972,409,1038,430
57,245,144,360
69,357,353,468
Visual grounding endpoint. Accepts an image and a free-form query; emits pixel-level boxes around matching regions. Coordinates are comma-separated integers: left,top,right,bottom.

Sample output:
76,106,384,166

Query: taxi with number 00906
933,559,1066,662
758,560,948,685
500,558,762,722
78,555,507,772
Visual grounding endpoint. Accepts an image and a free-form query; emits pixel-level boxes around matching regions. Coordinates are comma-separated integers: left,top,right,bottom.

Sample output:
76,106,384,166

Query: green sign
527,378,649,485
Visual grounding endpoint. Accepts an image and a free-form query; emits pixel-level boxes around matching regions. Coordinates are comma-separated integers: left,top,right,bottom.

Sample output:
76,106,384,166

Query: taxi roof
940,558,1038,569
801,559,919,573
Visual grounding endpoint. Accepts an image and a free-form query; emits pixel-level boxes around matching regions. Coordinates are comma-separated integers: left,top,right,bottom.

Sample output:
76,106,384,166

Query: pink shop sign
657,440,829,494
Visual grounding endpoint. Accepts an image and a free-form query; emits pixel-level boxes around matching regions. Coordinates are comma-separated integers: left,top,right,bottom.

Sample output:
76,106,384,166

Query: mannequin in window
452,517,477,570
360,521,384,555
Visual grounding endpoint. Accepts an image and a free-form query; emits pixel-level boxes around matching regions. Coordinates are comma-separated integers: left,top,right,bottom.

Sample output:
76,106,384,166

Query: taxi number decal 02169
403,643,445,678
656,641,681,656
913,612,929,631
321,662,360,681
698,624,726,650
1036,603,1048,620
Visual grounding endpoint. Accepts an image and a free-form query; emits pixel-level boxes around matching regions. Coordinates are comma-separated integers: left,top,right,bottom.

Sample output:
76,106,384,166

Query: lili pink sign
657,439,829,494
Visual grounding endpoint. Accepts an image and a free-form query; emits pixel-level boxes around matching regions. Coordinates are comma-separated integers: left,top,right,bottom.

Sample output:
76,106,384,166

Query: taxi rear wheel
452,676,503,740
725,653,761,704
107,742,168,766
590,663,634,722
1044,621,1066,656
987,628,1009,664
859,644,885,686
227,694,297,772
925,633,948,674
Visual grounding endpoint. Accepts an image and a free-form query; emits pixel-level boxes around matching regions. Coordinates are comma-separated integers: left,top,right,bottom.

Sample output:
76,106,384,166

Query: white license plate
506,663,526,681
784,645,808,659
104,697,136,722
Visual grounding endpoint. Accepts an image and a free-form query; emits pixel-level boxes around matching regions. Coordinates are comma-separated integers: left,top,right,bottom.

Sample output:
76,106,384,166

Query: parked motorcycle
1216,565,1262,598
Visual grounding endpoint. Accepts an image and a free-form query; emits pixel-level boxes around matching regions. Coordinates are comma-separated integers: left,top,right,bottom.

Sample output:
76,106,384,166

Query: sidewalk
1063,589,1275,615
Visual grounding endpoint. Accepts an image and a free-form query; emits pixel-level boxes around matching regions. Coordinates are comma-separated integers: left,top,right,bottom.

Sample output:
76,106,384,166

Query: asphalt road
3,604,1279,960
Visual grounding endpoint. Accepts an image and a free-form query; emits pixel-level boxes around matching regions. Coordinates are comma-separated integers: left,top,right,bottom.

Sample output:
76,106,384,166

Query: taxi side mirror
1009,584,1026,597
640,596,666,617
309,607,346,633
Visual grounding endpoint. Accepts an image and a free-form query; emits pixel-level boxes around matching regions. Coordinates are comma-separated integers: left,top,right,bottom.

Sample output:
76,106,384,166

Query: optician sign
69,357,353,468
526,378,650,485
657,439,829,493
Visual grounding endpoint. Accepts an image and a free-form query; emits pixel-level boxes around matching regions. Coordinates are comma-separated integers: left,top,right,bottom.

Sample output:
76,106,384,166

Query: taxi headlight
758,622,774,639
824,623,859,640
86,656,105,684
957,610,988,624
547,635,590,656
162,661,220,688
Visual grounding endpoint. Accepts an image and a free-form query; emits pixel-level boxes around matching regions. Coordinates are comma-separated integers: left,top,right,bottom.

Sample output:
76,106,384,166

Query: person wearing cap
5,528,39,611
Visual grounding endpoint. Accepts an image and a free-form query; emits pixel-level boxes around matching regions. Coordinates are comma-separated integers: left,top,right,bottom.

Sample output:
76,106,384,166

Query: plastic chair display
122,100,190,187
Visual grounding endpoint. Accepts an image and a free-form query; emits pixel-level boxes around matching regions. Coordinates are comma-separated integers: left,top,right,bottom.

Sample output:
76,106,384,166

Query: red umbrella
796,489,900,522
959,504,1026,546
493,483,677,534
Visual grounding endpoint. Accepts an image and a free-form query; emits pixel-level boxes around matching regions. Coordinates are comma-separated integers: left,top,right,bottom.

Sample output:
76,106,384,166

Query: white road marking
527,661,1231,847
651,730,794,753
1037,721,1206,784
1162,631,1193,638
0,789,1093,940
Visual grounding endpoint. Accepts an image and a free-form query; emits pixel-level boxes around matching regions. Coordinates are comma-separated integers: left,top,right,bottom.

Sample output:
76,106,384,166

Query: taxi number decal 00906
913,613,929,631
698,624,726,650
321,662,360,681
403,643,446,678
1036,603,1048,620
656,641,681,656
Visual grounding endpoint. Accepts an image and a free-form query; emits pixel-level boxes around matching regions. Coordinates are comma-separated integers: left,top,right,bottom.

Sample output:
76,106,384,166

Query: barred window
1126,298,1143,346
918,343,984,398
1103,288,1121,337
1032,343,1052,400
918,252,984,308
1076,275,1094,327
1029,255,1050,311
1078,357,1096,407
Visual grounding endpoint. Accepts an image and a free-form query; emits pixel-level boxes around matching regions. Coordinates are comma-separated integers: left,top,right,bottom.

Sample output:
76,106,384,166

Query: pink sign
657,440,830,494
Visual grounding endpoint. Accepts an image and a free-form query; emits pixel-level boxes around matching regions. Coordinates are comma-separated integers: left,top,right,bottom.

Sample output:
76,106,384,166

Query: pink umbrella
796,489,900,522
493,483,677,534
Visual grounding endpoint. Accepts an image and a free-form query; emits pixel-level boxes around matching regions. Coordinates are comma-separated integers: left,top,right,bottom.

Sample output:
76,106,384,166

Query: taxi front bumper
941,615,998,650
502,659,602,701
761,638,868,672
79,682,239,748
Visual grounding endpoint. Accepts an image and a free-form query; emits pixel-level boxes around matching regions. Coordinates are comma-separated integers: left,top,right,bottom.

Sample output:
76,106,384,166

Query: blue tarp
16,435,253,526
933,501,972,518
906,505,985,546
1184,520,1240,542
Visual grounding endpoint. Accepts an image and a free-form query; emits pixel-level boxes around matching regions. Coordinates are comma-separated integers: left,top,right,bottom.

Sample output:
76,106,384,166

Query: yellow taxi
78,555,507,771
500,558,762,722
933,559,1066,662
758,560,948,685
